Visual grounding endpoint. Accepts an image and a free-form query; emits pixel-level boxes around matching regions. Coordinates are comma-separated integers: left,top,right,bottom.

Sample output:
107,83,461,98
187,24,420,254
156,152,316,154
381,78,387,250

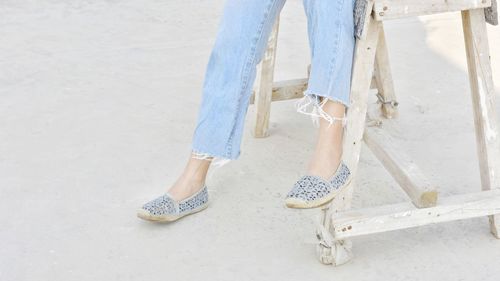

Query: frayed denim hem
191,149,232,169
295,92,349,128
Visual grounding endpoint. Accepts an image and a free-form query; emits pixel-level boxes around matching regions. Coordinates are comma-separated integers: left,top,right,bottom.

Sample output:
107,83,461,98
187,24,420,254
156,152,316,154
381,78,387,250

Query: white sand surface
1,1,500,280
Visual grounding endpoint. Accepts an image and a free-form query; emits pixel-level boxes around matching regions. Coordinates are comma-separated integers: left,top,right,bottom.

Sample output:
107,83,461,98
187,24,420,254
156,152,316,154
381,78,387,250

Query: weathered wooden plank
316,13,382,266
373,23,398,118
373,0,492,20
462,8,500,238
253,16,280,138
250,78,308,104
330,189,500,240
363,127,438,208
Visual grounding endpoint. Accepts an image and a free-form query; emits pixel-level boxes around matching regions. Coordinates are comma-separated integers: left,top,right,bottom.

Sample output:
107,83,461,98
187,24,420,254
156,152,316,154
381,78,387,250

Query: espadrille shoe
137,185,209,222
285,160,352,209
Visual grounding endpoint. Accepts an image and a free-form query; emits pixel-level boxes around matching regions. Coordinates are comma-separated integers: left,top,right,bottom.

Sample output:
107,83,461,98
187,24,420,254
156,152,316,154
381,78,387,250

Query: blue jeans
191,0,356,166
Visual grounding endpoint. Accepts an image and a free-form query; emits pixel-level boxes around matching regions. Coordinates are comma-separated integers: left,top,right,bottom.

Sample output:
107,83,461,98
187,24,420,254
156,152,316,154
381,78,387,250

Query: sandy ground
1,1,500,280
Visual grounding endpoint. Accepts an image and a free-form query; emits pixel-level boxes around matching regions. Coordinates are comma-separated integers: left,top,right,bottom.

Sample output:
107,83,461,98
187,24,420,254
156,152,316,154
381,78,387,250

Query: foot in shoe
167,155,211,201
307,147,342,182
137,154,211,222
167,175,206,201
137,185,210,222
285,159,352,209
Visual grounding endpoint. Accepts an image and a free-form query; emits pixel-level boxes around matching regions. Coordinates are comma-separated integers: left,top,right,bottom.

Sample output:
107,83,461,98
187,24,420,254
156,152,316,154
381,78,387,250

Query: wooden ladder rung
250,78,308,104
363,127,438,208
373,0,492,21
250,75,383,105
330,188,500,240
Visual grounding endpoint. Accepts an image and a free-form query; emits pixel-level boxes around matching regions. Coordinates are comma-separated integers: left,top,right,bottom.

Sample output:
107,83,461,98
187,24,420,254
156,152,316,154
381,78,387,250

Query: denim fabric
191,0,356,164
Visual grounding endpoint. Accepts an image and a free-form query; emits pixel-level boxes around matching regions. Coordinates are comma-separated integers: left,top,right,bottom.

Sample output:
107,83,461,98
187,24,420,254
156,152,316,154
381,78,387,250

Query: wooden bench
250,0,500,266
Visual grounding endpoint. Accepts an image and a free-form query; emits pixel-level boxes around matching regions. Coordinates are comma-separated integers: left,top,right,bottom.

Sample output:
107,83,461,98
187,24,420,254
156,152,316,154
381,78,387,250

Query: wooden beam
330,189,500,240
253,16,280,138
249,76,382,105
462,8,500,238
373,23,398,118
374,0,492,21
250,78,308,104
316,13,382,266
363,127,438,208
342,16,382,176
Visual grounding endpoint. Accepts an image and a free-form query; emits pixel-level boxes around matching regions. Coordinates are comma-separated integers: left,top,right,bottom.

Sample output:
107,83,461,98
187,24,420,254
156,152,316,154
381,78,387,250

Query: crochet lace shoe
137,185,209,222
285,160,352,209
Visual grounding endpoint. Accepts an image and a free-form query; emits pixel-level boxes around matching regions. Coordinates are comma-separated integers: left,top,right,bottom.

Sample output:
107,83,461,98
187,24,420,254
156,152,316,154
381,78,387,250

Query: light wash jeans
191,0,356,166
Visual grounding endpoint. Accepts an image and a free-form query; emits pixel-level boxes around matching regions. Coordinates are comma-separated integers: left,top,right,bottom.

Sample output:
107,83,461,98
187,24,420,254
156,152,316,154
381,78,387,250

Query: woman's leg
168,0,287,201
299,0,356,180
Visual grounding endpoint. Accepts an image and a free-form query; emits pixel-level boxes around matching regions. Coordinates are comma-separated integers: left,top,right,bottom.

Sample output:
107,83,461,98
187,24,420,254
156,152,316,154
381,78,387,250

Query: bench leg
462,8,500,238
374,23,398,119
316,15,382,265
253,16,280,138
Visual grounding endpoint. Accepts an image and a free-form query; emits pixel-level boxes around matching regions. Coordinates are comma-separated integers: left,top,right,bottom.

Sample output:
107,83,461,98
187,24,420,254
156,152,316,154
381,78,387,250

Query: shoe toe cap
141,195,177,216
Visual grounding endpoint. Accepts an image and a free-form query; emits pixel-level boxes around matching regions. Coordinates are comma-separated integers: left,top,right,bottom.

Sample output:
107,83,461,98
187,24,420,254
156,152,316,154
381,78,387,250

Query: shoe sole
136,203,209,222
285,174,353,209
